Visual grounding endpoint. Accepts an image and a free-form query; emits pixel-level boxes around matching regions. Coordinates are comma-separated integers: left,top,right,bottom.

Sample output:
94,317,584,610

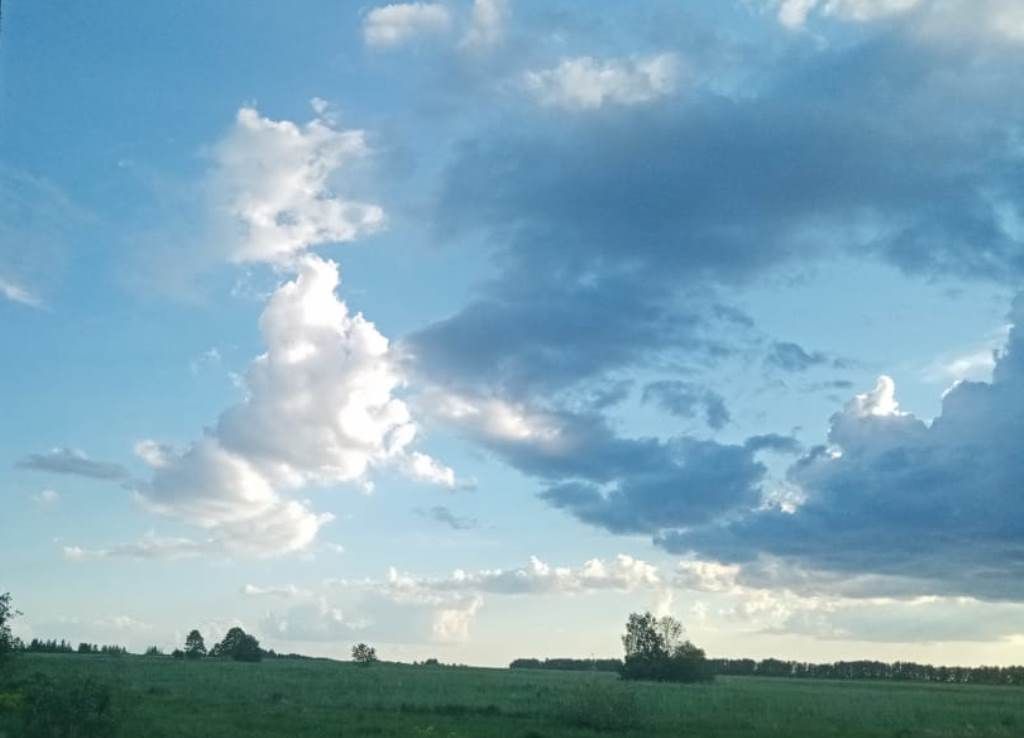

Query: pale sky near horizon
4,0,1024,667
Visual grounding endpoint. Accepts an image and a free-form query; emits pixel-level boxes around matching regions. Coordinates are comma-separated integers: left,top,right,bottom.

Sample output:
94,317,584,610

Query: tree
619,611,710,683
184,629,207,659
0,593,20,664
351,643,378,665
209,627,262,662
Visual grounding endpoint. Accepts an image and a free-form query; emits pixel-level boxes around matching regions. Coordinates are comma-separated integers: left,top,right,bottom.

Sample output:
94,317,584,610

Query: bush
558,679,641,732
21,673,118,738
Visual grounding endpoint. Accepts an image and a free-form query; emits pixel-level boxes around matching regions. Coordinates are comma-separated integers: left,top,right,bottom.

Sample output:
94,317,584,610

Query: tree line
510,658,624,673
707,658,1024,685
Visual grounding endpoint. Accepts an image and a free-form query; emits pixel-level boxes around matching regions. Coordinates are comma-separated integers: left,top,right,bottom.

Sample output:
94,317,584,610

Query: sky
2,0,1024,667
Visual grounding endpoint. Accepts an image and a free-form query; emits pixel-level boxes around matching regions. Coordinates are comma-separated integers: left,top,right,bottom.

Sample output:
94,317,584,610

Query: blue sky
3,0,1024,666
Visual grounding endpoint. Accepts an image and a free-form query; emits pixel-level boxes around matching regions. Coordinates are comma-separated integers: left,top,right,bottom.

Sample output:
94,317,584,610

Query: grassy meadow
3,653,1024,737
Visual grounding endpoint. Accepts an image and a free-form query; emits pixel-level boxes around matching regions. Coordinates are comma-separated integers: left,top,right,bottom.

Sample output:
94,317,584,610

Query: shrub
21,673,118,738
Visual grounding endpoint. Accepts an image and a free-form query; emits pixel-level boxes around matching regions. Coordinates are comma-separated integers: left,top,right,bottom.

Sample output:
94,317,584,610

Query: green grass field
3,653,1024,737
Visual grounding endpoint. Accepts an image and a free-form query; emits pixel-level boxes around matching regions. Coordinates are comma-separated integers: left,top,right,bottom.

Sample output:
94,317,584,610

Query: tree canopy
620,611,710,683
209,627,261,662
0,593,20,664
184,629,207,659
351,643,378,665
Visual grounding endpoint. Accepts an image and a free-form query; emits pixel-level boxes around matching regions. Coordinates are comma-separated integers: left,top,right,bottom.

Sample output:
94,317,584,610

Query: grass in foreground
2,653,1024,737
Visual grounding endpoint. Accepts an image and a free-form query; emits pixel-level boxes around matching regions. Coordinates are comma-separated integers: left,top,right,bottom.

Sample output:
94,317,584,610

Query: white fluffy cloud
524,54,680,111
68,105,452,560
210,107,383,264
363,3,452,48
132,253,454,556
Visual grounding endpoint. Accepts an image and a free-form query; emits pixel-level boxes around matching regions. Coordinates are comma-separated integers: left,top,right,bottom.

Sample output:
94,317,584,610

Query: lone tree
351,643,378,665
0,592,19,665
620,611,710,683
184,629,207,659
210,627,262,662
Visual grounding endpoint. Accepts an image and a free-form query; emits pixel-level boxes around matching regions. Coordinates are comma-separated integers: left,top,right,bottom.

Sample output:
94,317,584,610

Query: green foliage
351,642,378,665
620,611,711,683
209,627,261,662
21,673,118,738
0,593,20,665
144,646,164,657
184,629,206,659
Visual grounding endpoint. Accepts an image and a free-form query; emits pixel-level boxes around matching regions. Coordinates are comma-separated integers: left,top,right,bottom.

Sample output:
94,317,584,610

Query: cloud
63,534,212,561
96,105,454,559
241,584,312,599
209,106,383,265
16,448,130,481
460,0,507,49
524,54,680,111
765,342,831,373
31,489,60,507
0,276,42,308
774,0,1024,44
416,505,477,530
363,3,452,48
265,554,659,646
776,0,920,28
642,381,730,429
380,554,663,596
662,295,1024,601
0,167,94,309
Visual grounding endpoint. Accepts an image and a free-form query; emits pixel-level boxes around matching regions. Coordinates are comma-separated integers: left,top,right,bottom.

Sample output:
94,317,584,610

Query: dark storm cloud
409,15,1024,601
662,296,1024,601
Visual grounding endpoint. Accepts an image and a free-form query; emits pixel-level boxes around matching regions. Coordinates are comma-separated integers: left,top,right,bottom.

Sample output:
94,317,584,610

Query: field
3,654,1024,737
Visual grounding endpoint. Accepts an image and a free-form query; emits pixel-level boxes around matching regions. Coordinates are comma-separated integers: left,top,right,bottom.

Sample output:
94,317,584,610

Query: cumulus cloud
69,105,451,559
268,554,663,646
663,296,1024,601
363,3,452,48
17,448,130,481
210,106,383,264
524,54,680,110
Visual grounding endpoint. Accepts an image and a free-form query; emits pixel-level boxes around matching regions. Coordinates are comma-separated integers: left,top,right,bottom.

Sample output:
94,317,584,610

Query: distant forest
511,657,1024,686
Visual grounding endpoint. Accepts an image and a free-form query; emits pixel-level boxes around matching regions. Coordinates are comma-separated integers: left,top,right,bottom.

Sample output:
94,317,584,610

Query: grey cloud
642,380,730,429
17,448,130,481
664,295,1024,601
416,505,478,531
